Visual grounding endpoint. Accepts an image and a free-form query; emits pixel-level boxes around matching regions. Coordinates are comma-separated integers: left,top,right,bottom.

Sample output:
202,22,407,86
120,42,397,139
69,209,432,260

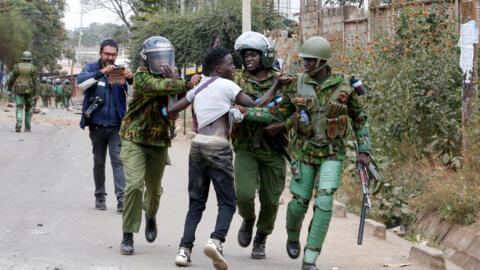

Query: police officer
119,36,197,255
242,36,372,270
39,76,49,107
46,78,53,107
64,79,72,109
54,78,64,109
7,51,38,132
232,31,289,259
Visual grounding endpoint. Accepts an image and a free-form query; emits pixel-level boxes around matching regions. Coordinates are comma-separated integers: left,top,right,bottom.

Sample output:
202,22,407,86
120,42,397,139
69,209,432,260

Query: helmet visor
147,51,175,75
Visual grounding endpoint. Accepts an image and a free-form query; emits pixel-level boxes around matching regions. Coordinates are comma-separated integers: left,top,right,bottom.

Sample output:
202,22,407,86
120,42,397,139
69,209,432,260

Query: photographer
78,39,133,212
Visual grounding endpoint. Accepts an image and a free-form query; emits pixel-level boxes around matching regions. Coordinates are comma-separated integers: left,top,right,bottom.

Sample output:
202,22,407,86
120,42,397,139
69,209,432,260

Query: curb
365,218,386,240
409,245,446,270
333,200,347,218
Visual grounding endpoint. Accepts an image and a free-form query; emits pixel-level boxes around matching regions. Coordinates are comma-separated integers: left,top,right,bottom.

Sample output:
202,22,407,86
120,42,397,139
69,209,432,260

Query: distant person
166,47,284,270
77,39,133,212
54,78,64,109
7,51,38,132
39,77,49,107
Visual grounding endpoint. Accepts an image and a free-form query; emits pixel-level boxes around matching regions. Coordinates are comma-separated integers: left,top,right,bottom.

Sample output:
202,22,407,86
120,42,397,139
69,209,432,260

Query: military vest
293,73,352,148
39,83,49,96
13,63,34,94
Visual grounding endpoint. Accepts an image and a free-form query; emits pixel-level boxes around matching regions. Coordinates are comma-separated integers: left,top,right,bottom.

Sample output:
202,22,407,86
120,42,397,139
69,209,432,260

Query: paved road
0,105,461,270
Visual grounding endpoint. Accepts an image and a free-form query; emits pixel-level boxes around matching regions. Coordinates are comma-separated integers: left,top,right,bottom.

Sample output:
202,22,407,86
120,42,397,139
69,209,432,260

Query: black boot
286,240,301,259
301,261,318,270
238,218,255,247
145,213,157,243
251,232,267,259
120,233,134,255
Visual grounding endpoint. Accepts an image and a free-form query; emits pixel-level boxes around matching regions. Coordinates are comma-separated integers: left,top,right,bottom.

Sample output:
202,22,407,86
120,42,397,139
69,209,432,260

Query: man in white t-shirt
163,47,286,269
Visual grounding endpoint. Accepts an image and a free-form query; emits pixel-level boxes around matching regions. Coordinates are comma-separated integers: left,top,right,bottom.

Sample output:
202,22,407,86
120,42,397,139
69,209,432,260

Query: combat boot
301,261,318,270
145,213,157,242
120,233,134,255
15,123,21,133
24,124,31,132
237,217,255,247
286,240,301,259
251,232,267,259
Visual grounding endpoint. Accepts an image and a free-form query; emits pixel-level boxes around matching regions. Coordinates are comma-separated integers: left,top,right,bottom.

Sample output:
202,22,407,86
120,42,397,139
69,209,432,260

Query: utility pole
242,0,251,33
459,0,478,152
79,1,87,48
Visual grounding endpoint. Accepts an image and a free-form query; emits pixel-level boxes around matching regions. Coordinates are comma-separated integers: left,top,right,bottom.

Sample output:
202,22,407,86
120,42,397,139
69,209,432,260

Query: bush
333,2,469,227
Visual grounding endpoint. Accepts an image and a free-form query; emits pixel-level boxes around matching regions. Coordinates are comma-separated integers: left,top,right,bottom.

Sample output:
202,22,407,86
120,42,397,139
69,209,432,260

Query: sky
62,0,301,31
63,0,123,31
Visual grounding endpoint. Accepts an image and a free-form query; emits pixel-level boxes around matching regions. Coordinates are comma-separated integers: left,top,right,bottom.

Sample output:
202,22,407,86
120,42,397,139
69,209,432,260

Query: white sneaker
203,238,228,270
175,247,191,266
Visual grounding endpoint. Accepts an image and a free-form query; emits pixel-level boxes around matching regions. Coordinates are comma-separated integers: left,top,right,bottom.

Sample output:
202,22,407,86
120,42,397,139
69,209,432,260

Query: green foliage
0,10,32,67
334,2,464,226
128,0,285,71
0,0,67,72
69,23,130,47
335,3,462,159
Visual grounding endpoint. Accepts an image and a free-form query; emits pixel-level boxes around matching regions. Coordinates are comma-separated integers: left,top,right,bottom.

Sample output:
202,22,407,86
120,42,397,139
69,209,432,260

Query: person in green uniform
7,51,38,132
241,36,372,270
232,31,290,259
54,78,64,109
63,79,72,109
39,76,49,107
119,36,200,255
45,78,53,107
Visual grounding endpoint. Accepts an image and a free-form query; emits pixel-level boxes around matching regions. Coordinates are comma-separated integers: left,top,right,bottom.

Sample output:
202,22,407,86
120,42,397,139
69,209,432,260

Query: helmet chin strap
307,59,328,77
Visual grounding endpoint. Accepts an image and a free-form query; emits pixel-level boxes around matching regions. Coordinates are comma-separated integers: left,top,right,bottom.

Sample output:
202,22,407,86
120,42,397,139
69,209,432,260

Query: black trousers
179,140,237,249
89,125,126,201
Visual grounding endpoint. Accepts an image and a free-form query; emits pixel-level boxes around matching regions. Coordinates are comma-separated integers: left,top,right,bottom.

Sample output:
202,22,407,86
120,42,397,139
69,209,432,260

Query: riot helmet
234,31,275,69
41,76,47,83
55,78,61,84
140,36,175,75
298,36,332,60
21,51,33,62
47,78,52,84
64,79,70,85
299,36,332,75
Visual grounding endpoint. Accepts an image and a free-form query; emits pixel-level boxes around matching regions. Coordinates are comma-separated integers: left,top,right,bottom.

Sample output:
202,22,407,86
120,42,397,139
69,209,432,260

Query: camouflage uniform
119,66,188,233
232,69,287,237
39,82,50,107
64,82,73,108
7,61,37,131
245,68,371,267
54,82,64,108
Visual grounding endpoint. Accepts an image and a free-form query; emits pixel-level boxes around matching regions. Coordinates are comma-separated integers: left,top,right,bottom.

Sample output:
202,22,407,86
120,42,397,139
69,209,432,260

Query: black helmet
140,36,175,75
64,79,70,85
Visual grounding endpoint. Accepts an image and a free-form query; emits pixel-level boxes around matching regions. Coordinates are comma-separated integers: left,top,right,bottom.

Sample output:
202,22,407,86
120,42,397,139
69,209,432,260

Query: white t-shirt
186,75,241,129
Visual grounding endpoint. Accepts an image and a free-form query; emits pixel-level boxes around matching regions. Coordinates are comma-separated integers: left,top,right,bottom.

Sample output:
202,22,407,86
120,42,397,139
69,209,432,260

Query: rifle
355,142,371,245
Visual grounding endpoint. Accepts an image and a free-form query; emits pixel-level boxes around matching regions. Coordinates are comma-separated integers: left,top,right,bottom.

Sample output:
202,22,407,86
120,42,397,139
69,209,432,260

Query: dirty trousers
234,149,286,235
121,140,168,233
179,135,236,248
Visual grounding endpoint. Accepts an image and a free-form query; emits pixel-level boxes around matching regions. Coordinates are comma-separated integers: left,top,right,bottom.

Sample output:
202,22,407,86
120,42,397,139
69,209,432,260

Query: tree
0,0,67,72
82,0,140,30
128,0,285,70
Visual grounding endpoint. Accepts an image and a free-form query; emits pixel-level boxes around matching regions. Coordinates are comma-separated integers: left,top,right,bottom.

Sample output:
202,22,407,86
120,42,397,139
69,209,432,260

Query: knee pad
314,191,334,212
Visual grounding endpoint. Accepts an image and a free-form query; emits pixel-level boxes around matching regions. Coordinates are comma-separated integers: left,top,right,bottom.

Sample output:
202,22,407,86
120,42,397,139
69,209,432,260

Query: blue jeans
179,140,237,248
89,125,126,201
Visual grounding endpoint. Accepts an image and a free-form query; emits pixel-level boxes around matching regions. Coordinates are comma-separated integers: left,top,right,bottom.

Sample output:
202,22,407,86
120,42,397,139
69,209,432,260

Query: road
0,103,461,270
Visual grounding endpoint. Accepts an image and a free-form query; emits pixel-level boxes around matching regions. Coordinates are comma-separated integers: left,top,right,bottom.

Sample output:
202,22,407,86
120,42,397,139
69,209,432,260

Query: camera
84,96,104,119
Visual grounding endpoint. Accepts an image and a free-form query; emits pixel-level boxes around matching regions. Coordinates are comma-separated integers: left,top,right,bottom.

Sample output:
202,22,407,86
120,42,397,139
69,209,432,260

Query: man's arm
78,65,102,92
7,68,18,91
134,71,186,98
167,96,191,115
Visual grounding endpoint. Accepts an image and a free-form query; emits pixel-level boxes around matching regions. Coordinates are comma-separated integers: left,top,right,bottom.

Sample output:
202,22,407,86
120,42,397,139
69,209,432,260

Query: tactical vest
293,73,352,148
39,83,49,96
13,63,34,94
